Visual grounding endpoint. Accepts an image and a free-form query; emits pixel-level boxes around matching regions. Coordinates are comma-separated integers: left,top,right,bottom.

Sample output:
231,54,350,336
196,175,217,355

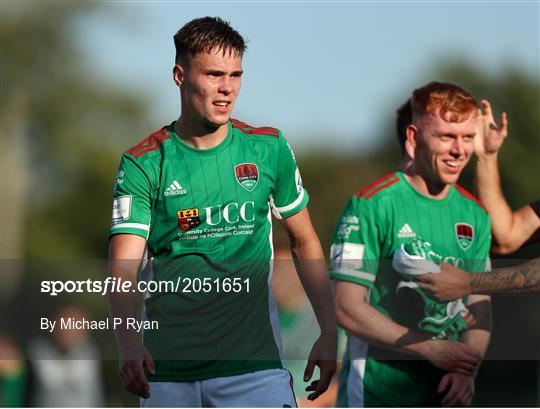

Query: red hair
412,82,478,122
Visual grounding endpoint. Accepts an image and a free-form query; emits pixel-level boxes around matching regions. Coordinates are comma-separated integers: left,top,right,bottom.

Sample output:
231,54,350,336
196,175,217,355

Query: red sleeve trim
126,128,170,159
231,118,279,137
354,173,398,199
455,184,488,213
364,177,399,199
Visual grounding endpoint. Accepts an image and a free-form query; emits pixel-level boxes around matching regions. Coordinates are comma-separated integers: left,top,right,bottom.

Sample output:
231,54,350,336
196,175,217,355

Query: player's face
178,48,243,128
413,110,476,187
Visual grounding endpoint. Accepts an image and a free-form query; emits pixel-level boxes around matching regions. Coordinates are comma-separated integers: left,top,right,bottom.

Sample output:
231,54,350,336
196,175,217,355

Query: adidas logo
397,223,416,238
164,180,187,196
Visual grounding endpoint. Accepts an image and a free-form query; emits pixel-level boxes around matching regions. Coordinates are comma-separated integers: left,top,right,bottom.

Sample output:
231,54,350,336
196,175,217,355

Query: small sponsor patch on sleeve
112,195,132,224
330,242,365,272
336,215,360,240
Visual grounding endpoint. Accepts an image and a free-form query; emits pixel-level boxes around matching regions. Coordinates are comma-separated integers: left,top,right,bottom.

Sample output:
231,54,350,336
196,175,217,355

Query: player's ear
173,64,184,87
405,124,417,160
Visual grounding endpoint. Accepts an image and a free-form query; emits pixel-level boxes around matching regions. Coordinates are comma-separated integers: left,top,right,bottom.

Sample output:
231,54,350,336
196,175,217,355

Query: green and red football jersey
109,119,308,381
329,171,491,406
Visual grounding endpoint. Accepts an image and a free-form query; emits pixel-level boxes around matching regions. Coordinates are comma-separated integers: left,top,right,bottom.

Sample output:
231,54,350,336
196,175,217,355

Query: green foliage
2,3,150,259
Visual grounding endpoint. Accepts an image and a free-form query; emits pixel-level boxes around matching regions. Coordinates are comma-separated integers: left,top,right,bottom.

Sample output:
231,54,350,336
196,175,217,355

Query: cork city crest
177,208,201,231
235,163,258,191
455,223,474,251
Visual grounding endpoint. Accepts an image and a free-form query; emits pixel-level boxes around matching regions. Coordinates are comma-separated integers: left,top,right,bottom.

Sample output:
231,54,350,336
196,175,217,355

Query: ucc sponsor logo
205,201,255,225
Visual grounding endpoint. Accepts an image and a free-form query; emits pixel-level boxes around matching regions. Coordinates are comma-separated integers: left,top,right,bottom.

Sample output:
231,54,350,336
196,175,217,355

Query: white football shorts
141,368,297,407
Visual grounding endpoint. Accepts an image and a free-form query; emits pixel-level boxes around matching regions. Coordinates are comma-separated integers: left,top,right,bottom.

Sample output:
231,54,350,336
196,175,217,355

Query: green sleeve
271,132,309,219
108,154,153,240
329,196,381,288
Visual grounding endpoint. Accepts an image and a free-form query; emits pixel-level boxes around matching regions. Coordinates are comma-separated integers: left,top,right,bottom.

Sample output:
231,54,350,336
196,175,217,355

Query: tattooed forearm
471,257,540,294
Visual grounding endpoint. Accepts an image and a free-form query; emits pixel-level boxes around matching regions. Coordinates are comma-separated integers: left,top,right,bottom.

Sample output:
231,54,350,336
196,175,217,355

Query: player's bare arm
438,294,490,407
281,208,337,401
333,280,481,375
108,234,154,399
416,258,540,300
462,294,491,360
475,99,539,253
489,204,540,254
471,257,540,294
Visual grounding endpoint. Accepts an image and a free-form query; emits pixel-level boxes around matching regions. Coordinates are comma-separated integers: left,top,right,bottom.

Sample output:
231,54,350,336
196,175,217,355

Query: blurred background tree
1,3,149,261
1,3,149,406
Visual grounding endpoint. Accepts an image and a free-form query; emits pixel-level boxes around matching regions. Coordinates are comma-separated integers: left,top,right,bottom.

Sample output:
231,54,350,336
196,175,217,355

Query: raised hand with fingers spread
475,99,508,158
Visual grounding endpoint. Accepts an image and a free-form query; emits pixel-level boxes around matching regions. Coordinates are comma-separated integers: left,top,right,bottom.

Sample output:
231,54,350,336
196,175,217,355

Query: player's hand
438,372,475,407
119,347,155,399
415,262,472,302
474,99,508,158
423,340,480,376
303,334,337,401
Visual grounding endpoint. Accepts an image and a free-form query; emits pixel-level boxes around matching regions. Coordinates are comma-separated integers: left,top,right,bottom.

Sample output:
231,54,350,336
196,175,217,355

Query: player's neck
174,116,229,150
401,168,451,199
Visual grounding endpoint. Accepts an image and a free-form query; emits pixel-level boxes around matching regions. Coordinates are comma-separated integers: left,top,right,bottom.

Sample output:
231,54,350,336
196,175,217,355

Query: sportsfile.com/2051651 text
40,277,251,296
